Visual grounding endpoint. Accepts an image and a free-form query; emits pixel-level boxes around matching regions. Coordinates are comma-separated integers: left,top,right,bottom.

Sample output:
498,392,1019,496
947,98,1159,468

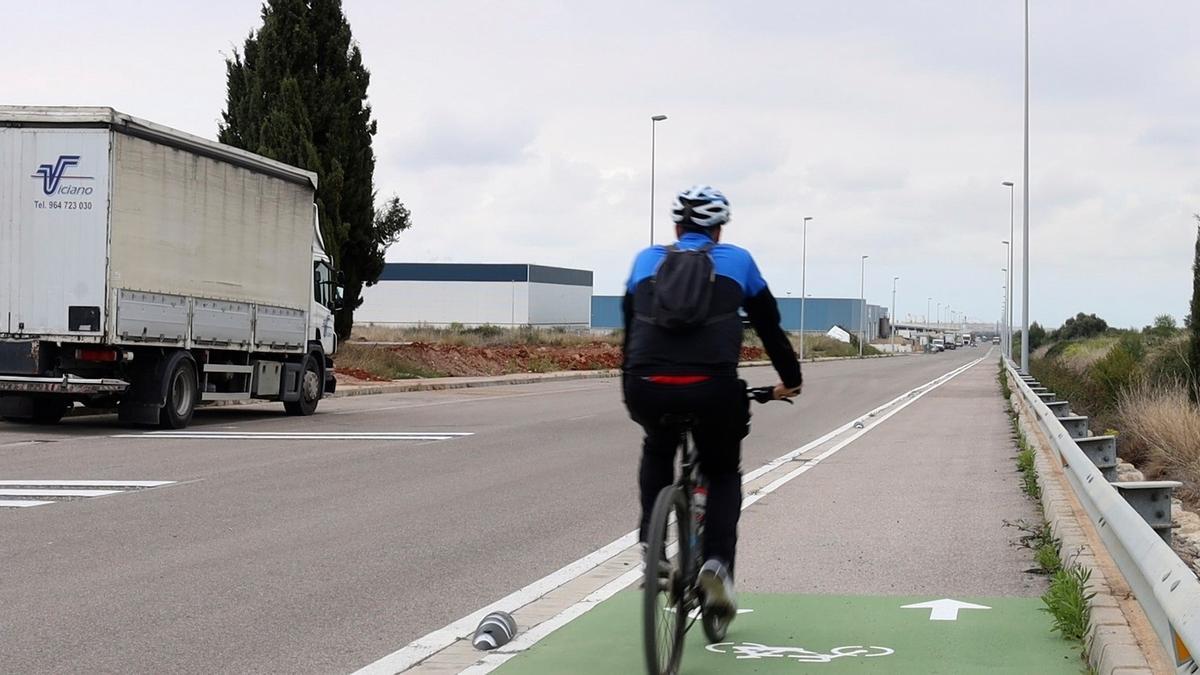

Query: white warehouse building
356,263,593,328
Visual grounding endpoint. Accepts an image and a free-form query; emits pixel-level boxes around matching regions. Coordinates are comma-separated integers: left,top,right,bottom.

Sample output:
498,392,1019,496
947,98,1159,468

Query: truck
0,107,340,428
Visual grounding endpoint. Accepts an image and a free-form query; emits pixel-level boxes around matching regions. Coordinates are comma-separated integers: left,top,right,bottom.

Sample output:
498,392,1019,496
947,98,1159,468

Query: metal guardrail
1006,358,1200,673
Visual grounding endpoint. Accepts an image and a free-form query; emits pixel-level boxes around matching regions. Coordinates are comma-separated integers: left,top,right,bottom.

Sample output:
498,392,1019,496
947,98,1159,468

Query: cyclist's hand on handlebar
773,383,802,400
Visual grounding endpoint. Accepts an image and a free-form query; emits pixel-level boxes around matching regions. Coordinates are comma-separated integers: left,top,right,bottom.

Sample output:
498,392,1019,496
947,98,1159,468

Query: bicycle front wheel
643,485,690,675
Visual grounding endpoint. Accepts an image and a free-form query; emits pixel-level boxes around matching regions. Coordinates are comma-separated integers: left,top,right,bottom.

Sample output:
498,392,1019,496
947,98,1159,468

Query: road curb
61,352,914,418
1007,379,1164,675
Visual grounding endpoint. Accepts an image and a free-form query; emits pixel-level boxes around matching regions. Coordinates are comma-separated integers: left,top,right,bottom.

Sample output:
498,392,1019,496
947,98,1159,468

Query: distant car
992,336,1001,344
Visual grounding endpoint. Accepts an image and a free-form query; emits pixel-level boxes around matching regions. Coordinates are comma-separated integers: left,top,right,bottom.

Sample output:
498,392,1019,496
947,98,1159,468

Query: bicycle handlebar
747,385,795,405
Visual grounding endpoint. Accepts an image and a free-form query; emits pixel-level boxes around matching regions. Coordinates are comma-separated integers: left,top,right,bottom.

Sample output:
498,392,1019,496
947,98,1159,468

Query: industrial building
356,263,592,328
591,296,889,340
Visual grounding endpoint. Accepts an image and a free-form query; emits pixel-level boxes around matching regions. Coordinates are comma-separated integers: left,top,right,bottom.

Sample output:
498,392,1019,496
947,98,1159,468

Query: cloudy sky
6,1,1198,328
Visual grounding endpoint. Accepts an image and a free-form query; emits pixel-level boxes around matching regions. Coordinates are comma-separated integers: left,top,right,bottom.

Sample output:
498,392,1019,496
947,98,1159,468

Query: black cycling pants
623,374,750,574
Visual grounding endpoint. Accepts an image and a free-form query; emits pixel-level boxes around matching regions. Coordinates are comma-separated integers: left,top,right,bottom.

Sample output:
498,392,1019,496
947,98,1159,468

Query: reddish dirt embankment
335,341,766,383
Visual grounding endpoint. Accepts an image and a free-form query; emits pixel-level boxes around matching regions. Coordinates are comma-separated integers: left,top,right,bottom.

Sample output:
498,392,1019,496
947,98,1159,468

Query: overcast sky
6,1,1198,328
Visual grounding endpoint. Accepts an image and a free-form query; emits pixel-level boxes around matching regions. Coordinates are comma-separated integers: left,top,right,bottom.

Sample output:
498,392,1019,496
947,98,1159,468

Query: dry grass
1058,336,1118,374
1118,378,1200,500
336,343,443,379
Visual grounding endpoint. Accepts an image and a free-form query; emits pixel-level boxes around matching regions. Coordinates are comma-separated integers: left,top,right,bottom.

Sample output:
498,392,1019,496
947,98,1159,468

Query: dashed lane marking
0,480,178,509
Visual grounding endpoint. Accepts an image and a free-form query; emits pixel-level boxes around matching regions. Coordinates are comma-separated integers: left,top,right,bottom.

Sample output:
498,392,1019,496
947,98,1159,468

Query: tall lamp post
1021,0,1030,373
926,297,931,326
859,255,869,357
891,276,900,351
800,216,813,361
649,114,667,246
1001,239,1011,356
1002,180,1015,361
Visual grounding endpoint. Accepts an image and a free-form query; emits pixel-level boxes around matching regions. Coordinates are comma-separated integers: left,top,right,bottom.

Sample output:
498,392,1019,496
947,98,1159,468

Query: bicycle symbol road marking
706,642,895,663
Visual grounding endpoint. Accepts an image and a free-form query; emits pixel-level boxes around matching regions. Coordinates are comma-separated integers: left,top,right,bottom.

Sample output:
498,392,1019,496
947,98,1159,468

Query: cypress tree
1189,219,1200,401
219,0,410,339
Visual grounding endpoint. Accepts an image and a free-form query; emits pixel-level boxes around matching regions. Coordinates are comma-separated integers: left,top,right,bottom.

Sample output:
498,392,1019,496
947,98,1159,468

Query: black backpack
637,243,735,332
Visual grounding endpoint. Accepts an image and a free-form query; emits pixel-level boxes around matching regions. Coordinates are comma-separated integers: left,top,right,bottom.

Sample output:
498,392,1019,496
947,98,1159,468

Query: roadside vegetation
1008,218,1200,510
1017,316,1199,506
1001,365,1094,652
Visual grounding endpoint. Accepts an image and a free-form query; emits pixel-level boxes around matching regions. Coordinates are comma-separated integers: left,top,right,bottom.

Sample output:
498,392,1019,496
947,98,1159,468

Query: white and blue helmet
671,185,730,229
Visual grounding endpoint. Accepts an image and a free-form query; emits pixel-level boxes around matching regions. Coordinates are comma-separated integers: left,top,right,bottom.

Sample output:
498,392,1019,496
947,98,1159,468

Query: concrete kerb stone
1007,372,1165,675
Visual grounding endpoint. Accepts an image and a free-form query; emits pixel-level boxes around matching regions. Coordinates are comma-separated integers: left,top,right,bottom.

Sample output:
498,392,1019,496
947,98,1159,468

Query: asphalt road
0,349,982,673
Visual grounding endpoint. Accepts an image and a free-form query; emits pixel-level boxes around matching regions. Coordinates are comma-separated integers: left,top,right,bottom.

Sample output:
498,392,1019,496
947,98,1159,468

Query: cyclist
623,185,801,618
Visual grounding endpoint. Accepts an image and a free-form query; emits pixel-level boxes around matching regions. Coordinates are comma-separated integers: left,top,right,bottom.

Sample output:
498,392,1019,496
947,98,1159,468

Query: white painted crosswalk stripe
0,480,175,487
0,480,176,508
112,431,474,441
0,500,55,508
0,488,123,498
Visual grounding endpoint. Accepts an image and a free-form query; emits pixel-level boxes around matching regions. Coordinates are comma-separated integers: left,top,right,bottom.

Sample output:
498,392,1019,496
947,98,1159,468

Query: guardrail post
1029,386,1049,395
1112,481,1181,544
1043,400,1072,418
1036,391,1058,403
1074,435,1117,481
1058,415,1089,439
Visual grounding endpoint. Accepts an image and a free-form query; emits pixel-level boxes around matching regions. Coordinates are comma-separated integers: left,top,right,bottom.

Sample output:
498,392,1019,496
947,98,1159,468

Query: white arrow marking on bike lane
900,598,991,621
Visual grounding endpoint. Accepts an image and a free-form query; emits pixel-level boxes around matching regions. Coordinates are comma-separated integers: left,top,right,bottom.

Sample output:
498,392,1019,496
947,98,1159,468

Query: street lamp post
800,216,813,361
1001,266,1008,352
937,302,941,326
859,255,869,357
891,276,899,351
926,297,931,327
649,114,667,246
1021,0,1031,373
1002,180,1015,361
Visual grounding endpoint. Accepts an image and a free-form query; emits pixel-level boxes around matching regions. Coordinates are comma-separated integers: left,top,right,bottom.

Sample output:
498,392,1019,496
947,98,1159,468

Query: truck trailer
0,107,340,427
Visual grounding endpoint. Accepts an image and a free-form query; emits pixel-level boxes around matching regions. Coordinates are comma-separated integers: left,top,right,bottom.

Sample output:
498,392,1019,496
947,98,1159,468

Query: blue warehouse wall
592,295,886,338
591,296,624,329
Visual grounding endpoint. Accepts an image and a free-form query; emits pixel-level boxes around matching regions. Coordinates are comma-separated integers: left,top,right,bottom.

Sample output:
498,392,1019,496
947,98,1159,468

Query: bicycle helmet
671,185,730,229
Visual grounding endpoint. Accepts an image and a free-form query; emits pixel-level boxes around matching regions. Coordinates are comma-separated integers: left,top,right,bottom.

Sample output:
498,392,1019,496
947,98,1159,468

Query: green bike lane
494,592,1078,674
493,358,1087,674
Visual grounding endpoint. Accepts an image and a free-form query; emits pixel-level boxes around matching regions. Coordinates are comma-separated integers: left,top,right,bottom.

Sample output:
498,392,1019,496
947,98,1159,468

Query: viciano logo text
31,155,94,196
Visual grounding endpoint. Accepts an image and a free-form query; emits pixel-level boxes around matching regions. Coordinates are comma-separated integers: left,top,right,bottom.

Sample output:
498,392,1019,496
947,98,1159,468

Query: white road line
113,433,473,441
352,356,985,675
0,480,175,487
0,488,123,498
0,499,55,508
141,431,474,437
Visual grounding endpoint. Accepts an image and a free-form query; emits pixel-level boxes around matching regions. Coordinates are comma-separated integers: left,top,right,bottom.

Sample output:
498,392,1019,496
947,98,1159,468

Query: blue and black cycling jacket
622,232,802,388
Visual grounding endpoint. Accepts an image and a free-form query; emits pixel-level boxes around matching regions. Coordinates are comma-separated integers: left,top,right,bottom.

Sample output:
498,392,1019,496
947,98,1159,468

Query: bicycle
642,385,792,675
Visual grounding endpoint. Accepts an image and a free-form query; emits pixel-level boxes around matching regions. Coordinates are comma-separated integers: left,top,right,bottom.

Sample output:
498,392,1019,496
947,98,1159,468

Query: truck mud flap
117,351,188,425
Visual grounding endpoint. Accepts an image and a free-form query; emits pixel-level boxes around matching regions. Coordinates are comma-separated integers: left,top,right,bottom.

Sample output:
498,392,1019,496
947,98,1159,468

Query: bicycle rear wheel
643,485,690,675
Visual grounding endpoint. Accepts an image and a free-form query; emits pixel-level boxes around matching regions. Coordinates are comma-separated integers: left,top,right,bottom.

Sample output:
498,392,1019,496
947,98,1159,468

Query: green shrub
1042,565,1094,641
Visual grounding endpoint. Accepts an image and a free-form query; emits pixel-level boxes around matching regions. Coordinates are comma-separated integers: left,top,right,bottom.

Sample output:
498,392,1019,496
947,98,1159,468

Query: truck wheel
284,354,321,416
159,357,198,429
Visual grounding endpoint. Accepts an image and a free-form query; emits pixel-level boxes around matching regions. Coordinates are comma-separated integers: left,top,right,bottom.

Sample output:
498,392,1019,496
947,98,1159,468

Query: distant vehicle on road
931,338,945,352
0,107,343,428
993,336,1001,345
